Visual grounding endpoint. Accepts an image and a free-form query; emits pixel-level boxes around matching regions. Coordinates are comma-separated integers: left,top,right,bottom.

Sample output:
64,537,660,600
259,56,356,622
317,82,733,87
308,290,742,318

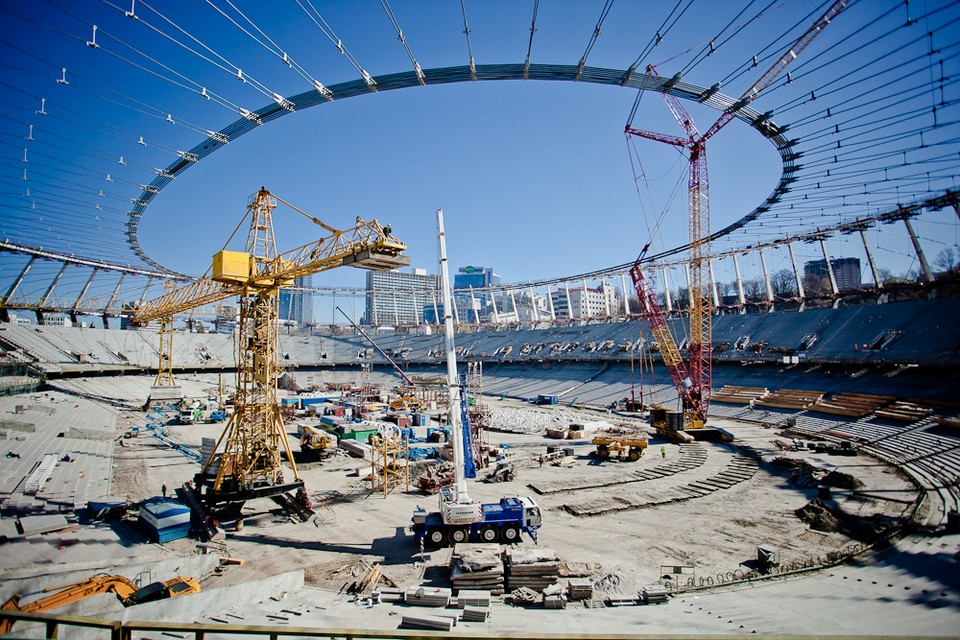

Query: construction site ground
3,390,958,636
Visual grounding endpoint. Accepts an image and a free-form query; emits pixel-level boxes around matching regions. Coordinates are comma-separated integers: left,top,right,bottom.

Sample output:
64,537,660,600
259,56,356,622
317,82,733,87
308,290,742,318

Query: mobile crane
625,1,846,442
410,210,541,548
1,574,200,634
132,188,409,511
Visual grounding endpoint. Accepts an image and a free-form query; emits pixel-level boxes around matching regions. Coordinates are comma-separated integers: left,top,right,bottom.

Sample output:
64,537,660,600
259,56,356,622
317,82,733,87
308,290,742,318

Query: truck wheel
505,473,515,482
427,529,446,547
628,449,640,462
479,525,498,543
501,525,520,543
598,446,609,460
448,528,469,545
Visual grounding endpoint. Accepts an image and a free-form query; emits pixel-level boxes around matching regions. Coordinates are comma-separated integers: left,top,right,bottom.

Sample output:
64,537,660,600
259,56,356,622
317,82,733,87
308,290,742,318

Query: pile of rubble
488,407,616,435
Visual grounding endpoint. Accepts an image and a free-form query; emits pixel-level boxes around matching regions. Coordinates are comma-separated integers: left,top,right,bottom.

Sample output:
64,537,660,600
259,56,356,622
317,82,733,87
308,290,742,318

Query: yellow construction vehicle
300,425,337,456
591,434,649,462
1,574,200,633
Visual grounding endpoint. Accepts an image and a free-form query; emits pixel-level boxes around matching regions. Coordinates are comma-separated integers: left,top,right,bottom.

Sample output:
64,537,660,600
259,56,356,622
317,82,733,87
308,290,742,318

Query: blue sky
1,0,958,321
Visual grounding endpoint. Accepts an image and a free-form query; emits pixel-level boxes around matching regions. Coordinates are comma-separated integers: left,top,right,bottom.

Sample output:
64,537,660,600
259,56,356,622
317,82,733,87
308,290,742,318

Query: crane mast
437,208,483,525
132,188,409,506
625,0,846,427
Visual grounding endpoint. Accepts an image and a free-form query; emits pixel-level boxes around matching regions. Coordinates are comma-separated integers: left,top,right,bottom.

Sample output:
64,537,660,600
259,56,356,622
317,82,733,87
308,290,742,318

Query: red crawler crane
625,1,847,431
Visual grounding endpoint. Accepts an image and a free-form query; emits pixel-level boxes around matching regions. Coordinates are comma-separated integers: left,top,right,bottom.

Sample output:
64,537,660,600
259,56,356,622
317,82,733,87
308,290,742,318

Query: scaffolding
466,362,490,469
370,429,409,498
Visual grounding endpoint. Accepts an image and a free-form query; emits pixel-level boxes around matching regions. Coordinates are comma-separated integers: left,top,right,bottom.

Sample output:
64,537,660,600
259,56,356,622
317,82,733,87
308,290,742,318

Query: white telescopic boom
437,208,470,505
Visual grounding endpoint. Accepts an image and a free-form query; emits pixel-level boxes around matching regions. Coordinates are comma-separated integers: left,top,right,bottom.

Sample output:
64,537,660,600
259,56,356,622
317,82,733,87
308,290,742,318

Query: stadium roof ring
127,64,796,277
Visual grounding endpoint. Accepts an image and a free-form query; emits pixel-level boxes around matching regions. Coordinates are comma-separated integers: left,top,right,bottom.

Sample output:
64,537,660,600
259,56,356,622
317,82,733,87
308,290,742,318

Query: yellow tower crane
133,187,409,508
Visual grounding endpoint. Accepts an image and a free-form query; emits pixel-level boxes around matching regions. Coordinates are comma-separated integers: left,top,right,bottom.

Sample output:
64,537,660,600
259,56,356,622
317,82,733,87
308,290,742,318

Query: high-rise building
454,265,500,289
550,283,618,318
365,268,438,326
278,275,313,326
804,257,861,292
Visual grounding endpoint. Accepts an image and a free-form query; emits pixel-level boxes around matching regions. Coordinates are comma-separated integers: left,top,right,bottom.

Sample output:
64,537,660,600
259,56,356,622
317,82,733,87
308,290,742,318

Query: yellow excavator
1,574,200,633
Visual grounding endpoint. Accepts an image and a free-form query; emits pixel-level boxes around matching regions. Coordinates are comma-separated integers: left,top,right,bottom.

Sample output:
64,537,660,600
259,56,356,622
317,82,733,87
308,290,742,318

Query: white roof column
759,248,774,308
818,237,839,296
858,227,883,290
732,254,746,313
563,282,572,320
708,260,719,310
902,216,934,283
684,264,694,310
547,286,556,320
787,242,806,305
581,278,589,318
661,269,673,313
620,273,630,316
489,288,499,323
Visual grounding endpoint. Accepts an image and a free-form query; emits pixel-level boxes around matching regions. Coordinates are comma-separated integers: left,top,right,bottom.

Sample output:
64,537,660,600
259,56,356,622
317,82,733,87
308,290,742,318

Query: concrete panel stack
461,605,490,622
505,548,560,592
404,586,451,607
400,613,454,631
450,545,504,595
641,584,669,604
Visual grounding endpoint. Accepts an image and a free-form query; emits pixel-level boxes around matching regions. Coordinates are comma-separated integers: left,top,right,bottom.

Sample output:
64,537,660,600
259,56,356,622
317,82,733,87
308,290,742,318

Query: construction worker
660,446,666,459
161,483,167,497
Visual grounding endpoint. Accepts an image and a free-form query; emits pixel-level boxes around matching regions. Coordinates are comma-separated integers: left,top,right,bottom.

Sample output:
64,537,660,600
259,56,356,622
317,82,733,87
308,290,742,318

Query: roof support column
818,238,839,296
787,243,805,311
732,254,746,313
104,272,126,325
684,264,694,310
4,255,36,306
581,278,589,318
489,288,499,324
529,287,539,322
708,259,720,310
902,216,934,283
563,282,572,320
859,228,882,290
71,268,99,323
662,269,673,313
547,287,556,321
620,273,630,316
509,289,519,323
759,248,774,310
38,262,69,325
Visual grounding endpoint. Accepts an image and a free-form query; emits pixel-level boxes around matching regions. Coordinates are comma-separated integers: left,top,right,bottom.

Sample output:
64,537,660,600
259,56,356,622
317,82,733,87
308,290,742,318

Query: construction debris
542,583,567,609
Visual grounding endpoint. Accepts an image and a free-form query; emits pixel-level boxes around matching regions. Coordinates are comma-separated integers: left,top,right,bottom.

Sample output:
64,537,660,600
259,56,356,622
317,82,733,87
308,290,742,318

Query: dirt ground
113,397,919,596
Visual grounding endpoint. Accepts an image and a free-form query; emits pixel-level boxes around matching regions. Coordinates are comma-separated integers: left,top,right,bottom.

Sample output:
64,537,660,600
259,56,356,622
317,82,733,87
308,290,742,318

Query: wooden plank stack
404,586,452,607
505,548,560,591
450,544,504,595
711,385,768,404
754,388,824,410
874,400,934,422
400,613,454,631
455,589,492,608
810,392,895,418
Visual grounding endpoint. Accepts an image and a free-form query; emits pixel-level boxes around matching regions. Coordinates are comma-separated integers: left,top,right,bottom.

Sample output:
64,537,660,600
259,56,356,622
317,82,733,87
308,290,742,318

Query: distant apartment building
804,257,861,293
214,304,238,335
365,268,439,326
279,275,313,326
550,283,618,318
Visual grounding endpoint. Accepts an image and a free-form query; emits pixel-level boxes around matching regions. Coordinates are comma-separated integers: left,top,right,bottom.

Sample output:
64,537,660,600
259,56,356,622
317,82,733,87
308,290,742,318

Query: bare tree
771,269,797,297
935,247,959,273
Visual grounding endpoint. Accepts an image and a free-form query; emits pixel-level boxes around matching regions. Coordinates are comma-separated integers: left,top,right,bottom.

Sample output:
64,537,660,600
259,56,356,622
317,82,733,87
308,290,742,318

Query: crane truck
410,210,542,548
